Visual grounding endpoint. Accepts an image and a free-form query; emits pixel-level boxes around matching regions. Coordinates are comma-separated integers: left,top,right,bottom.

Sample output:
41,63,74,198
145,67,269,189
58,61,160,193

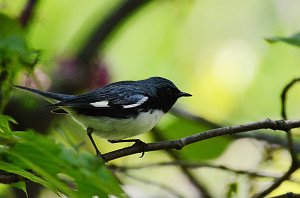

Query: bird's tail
14,85,75,101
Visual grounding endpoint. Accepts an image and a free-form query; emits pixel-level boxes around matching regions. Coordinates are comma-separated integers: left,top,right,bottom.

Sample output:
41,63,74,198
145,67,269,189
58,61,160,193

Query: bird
15,76,192,160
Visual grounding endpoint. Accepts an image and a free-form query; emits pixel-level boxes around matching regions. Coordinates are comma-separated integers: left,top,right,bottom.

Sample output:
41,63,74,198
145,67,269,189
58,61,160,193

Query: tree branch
253,165,299,198
280,78,300,163
253,78,300,198
172,107,300,153
103,119,300,162
280,78,300,120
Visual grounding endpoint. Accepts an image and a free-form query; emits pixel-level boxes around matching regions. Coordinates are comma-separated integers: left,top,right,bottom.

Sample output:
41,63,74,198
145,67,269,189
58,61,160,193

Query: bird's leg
87,128,106,161
108,139,148,158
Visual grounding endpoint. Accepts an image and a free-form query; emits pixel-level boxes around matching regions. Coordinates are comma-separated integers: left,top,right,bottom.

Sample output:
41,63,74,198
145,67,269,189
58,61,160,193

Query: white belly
70,110,165,140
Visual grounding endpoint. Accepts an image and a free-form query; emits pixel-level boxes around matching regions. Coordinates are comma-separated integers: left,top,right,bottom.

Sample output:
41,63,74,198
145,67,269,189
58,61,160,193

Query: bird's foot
108,139,148,158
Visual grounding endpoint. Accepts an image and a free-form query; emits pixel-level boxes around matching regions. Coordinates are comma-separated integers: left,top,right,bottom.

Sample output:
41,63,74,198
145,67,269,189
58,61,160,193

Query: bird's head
142,77,192,112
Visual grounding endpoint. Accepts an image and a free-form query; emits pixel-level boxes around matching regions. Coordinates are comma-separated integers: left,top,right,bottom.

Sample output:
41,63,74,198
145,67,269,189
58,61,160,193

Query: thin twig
280,78,300,163
254,78,300,198
280,78,300,120
103,119,300,161
253,165,299,198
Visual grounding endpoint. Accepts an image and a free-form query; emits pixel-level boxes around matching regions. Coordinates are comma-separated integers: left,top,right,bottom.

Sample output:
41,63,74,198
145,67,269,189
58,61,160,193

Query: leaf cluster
0,14,39,111
0,115,125,197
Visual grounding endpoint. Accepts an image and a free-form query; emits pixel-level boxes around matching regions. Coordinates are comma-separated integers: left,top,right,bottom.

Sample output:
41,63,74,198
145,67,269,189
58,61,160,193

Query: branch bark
103,119,300,162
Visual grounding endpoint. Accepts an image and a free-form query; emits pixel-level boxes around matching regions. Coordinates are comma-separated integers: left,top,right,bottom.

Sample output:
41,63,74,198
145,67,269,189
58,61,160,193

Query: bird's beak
178,92,192,97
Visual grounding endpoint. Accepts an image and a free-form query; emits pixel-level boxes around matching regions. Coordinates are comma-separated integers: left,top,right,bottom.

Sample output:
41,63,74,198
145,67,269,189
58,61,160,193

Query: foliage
266,33,300,48
0,14,39,112
0,115,125,197
0,4,127,198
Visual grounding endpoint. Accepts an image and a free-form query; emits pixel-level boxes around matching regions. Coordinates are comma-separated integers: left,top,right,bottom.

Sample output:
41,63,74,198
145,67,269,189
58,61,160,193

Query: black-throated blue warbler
15,77,191,160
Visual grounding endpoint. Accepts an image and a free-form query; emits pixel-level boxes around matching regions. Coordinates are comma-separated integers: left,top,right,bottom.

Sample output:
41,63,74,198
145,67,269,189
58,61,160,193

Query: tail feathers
14,85,75,102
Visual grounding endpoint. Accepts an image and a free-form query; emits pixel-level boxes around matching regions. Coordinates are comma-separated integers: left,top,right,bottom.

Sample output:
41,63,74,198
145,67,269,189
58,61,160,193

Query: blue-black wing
51,83,150,118
52,84,147,108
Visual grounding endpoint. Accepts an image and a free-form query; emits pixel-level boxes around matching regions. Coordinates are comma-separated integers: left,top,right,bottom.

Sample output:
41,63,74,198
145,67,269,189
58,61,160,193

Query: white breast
70,110,165,140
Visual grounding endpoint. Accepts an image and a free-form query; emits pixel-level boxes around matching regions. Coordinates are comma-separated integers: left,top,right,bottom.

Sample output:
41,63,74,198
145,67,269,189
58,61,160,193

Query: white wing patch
122,96,148,108
90,101,109,107
90,96,148,108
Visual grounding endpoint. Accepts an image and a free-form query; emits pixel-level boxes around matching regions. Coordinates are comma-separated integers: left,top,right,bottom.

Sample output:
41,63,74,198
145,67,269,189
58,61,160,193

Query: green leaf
0,161,57,193
6,131,125,197
0,14,27,58
0,115,16,138
0,14,39,111
11,182,28,197
266,33,300,47
0,13,40,67
160,115,232,160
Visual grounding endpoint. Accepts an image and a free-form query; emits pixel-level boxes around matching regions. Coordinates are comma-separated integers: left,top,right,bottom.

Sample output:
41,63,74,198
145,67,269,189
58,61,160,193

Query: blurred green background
2,0,300,197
